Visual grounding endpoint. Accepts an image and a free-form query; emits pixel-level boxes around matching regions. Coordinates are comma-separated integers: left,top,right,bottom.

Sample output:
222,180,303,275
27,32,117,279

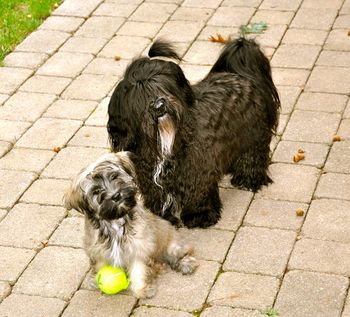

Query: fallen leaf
53,146,61,153
209,34,231,44
333,135,342,142
296,208,304,217
239,22,268,35
114,55,121,61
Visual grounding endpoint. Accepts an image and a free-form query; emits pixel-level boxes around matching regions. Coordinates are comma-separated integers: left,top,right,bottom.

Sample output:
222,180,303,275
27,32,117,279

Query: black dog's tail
210,37,280,132
148,39,181,61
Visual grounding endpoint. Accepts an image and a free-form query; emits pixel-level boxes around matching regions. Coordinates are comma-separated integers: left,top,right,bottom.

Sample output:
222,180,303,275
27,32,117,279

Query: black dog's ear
149,39,181,61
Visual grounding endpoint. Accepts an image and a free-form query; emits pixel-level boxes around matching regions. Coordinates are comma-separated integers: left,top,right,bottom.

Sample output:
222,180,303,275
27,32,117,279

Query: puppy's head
64,152,138,224
107,40,194,159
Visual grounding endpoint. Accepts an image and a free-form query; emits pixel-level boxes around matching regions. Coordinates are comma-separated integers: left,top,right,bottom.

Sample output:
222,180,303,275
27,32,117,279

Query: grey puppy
63,152,197,298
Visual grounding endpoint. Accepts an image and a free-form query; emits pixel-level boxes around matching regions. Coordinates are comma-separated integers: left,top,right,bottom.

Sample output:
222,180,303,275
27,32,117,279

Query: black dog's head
64,152,138,225
107,40,194,159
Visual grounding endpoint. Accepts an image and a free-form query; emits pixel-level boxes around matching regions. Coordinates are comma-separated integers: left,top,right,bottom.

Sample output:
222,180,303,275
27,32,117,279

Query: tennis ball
96,265,129,295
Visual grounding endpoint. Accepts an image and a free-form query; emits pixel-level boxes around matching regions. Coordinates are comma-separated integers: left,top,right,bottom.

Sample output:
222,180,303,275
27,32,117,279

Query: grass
0,0,61,63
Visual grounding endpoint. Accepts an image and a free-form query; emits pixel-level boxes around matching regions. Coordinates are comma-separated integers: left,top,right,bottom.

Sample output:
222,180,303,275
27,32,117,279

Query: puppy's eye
92,188,101,195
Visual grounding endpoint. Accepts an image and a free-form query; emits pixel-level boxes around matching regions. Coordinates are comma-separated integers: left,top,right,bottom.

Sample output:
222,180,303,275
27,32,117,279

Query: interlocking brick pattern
0,0,349,316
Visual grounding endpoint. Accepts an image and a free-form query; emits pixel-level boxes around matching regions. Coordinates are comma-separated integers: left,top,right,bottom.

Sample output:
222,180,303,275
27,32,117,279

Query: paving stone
0,120,31,144
201,306,263,317
0,92,56,122
256,163,320,203
197,25,239,41
345,101,350,119
260,0,302,10
0,208,7,221
291,8,338,30
274,271,348,317
0,247,35,284
283,110,341,144
271,44,320,69
184,41,222,65
0,67,33,95
278,86,301,114
15,30,70,54
272,68,309,87
0,94,8,106
16,118,82,149
39,16,84,33
289,238,350,276
208,7,254,27
0,203,66,249
130,3,177,22
141,260,220,311
282,28,328,45
183,0,221,8
75,17,124,39
252,9,294,25
245,199,308,231
224,226,296,276
14,246,90,299
158,21,203,43
44,99,97,120
0,294,66,317
0,148,55,173
20,178,71,206
0,170,36,209
341,0,350,14
83,58,129,76
37,52,93,77
181,64,212,84
132,307,193,317
325,141,350,173
208,271,279,310
62,290,136,317
49,217,84,248
341,296,350,317
296,92,347,113
42,146,108,179
306,66,350,94
317,50,350,68
215,188,253,231
0,281,11,303
85,97,109,126
53,0,104,17
338,119,350,139
325,29,350,51
171,7,213,22
179,227,233,262
272,141,329,168
60,36,109,54
315,173,350,200
93,3,137,17
99,36,150,59
62,74,118,101
3,52,49,69
301,0,343,9
117,21,162,37
276,114,289,136
333,15,350,29
68,126,110,148
19,75,72,95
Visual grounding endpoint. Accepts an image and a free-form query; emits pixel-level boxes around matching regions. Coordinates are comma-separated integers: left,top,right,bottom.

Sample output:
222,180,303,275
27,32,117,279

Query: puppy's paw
133,283,157,298
178,255,198,275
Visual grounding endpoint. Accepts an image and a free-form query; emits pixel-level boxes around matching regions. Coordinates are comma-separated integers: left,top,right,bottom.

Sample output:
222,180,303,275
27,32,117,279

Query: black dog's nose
153,97,167,118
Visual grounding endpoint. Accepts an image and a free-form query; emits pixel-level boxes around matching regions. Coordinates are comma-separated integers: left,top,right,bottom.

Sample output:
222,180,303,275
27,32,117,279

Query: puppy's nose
153,97,166,117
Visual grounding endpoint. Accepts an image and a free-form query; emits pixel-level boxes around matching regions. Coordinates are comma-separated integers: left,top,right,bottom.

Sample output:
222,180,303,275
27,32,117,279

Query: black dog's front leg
181,184,222,228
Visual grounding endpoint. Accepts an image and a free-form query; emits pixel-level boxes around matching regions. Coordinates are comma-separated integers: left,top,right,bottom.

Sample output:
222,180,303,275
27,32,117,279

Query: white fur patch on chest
109,220,125,267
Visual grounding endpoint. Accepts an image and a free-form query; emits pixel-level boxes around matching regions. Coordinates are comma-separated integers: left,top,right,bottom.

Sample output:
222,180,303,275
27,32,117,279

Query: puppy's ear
116,151,136,178
63,185,83,213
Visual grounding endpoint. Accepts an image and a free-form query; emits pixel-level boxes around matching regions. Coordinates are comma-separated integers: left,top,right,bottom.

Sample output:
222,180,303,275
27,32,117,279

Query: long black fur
107,37,280,228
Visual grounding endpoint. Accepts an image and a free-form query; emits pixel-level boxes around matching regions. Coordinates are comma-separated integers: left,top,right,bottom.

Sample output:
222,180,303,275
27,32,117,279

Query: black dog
107,37,280,228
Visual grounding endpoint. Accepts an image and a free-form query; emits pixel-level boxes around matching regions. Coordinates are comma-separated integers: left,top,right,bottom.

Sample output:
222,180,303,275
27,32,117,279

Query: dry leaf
114,55,121,61
296,208,304,217
333,135,342,142
209,34,231,44
298,148,305,154
293,153,305,163
53,146,61,153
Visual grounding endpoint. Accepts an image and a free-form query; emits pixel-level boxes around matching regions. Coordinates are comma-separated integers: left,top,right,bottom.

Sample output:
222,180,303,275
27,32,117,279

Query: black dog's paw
181,210,220,228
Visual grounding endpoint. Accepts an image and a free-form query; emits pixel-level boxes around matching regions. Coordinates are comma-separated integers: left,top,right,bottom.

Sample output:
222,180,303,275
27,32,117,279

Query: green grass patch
0,0,61,62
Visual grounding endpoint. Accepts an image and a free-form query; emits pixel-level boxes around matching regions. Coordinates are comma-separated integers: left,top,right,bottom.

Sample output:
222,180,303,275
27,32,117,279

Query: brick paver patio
0,0,349,316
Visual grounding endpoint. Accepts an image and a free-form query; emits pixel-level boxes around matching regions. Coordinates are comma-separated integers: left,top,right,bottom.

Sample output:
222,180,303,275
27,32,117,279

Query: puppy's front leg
129,260,156,298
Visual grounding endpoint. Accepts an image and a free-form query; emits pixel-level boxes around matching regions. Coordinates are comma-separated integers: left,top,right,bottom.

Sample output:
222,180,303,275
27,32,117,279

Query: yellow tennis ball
96,265,129,295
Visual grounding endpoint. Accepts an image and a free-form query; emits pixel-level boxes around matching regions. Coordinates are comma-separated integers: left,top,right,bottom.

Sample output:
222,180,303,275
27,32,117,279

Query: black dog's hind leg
230,146,272,192
181,184,222,228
